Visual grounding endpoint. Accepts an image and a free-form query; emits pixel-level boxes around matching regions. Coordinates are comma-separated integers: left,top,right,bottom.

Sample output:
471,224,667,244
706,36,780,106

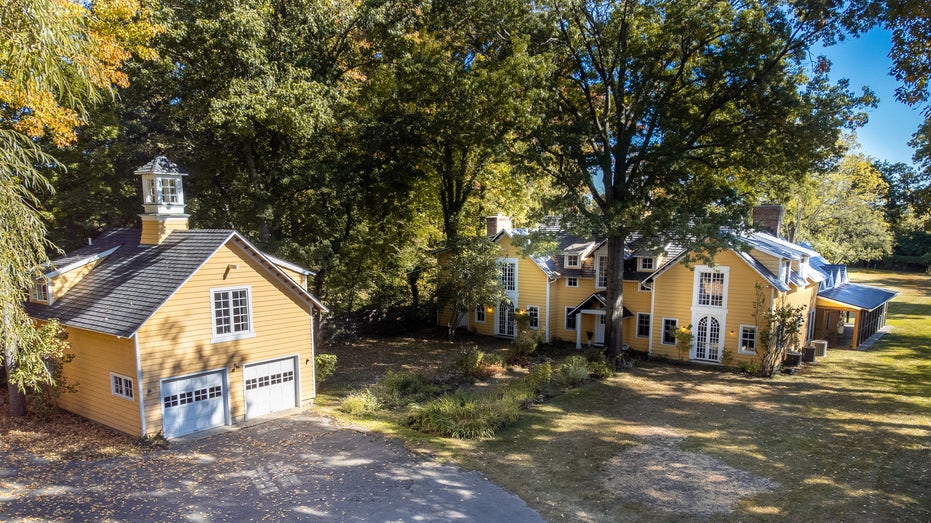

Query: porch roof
817,283,898,311
566,291,633,318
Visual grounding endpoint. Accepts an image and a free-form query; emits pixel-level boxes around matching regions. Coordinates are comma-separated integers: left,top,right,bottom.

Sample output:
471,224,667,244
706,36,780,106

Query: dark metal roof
817,283,898,311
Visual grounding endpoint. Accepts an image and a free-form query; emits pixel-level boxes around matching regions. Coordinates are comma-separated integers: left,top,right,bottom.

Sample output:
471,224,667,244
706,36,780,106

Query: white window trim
661,318,678,345
498,257,518,295
638,257,655,271
475,304,486,323
30,279,50,304
595,255,607,289
526,305,540,330
566,276,579,288
110,372,135,401
564,306,577,331
636,313,651,338
738,324,758,355
565,254,580,268
210,286,256,343
691,265,729,312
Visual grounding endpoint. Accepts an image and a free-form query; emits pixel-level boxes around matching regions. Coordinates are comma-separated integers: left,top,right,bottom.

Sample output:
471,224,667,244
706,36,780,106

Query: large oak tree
540,0,870,356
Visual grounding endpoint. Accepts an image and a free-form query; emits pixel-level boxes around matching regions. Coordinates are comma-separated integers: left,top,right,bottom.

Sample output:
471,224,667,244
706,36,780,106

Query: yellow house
25,157,327,439
442,210,897,367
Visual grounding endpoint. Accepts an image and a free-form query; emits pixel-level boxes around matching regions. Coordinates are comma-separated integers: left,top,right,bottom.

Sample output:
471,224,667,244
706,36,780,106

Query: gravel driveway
0,413,543,522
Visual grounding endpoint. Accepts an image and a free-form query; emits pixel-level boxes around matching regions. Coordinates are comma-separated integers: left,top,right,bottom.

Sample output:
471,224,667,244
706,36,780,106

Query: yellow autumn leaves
0,0,162,147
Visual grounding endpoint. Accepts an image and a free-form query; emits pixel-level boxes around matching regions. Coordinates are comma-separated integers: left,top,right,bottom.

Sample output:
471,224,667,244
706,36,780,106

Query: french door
694,315,721,361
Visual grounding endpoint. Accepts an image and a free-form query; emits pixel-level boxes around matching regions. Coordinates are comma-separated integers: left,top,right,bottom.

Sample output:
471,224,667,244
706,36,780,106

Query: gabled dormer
28,246,120,305
136,156,190,245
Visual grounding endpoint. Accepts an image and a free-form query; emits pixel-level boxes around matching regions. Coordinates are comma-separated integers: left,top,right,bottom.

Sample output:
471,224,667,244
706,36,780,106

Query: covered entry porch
567,292,632,349
814,283,898,349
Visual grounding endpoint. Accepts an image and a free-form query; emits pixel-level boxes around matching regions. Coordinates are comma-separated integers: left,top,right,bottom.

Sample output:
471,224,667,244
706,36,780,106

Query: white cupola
136,156,190,245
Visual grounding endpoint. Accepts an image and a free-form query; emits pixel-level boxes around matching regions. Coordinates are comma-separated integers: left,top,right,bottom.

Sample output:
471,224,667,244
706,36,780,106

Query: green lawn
320,270,930,521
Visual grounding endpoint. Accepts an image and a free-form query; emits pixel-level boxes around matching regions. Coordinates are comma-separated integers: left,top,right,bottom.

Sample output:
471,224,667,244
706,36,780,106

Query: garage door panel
244,357,297,419
161,370,227,438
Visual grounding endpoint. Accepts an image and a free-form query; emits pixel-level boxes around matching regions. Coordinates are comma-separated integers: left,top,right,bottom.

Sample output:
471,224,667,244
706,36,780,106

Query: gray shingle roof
27,228,232,337
134,156,188,176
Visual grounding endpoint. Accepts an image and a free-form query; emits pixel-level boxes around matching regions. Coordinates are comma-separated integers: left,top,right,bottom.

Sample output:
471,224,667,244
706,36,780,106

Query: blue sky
816,28,923,167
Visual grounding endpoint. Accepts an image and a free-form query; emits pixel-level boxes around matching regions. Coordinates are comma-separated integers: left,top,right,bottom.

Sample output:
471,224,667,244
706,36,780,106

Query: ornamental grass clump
407,391,521,439
373,370,442,408
557,355,591,387
339,389,381,415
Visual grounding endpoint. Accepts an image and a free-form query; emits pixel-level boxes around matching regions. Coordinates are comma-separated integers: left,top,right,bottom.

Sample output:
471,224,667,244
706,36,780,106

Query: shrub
737,360,761,375
339,389,382,415
525,361,553,394
588,360,614,379
407,392,520,439
455,347,499,380
557,355,590,387
315,354,337,384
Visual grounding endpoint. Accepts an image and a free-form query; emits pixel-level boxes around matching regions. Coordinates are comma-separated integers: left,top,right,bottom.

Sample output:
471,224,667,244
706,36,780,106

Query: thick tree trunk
604,230,628,359
7,379,26,417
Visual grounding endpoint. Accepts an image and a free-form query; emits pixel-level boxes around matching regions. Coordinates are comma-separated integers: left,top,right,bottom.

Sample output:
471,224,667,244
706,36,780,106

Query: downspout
133,334,147,437
309,304,316,402
649,278,656,355
545,277,553,343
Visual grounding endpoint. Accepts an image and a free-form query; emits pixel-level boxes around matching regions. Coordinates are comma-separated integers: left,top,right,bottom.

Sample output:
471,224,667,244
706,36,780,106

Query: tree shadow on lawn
471,354,930,522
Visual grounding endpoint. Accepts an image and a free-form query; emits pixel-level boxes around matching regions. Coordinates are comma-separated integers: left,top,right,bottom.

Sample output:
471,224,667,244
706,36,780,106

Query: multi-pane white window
30,279,49,302
498,301,515,337
596,256,607,288
500,262,516,291
475,304,486,323
111,373,134,400
566,277,579,288
662,318,678,345
638,257,654,271
636,313,651,338
144,177,182,205
565,254,580,268
698,272,725,307
212,287,252,340
527,305,539,329
739,326,757,353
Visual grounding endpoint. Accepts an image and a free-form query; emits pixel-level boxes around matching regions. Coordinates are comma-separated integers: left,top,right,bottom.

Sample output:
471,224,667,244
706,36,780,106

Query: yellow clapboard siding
52,324,141,436
49,260,102,302
136,240,314,435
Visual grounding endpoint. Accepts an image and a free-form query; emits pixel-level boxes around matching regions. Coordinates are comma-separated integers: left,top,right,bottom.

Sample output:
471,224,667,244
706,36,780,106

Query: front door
496,301,515,337
594,314,606,345
694,315,721,362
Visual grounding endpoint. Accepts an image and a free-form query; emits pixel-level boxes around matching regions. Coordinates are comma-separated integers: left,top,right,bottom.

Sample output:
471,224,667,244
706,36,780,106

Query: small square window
111,373,134,400
636,313,651,338
566,277,578,288
30,280,49,303
565,254,580,268
639,257,654,271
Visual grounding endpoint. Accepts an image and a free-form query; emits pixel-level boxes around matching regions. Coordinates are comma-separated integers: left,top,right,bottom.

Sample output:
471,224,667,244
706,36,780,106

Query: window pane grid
698,272,724,306
213,289,251,337
597,256,607,288
662,319,678,345
527,306,539,329
637,314,651,337
163,384,223,409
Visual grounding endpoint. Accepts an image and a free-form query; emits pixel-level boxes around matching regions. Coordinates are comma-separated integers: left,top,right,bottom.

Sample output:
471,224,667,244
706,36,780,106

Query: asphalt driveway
0,414,543,522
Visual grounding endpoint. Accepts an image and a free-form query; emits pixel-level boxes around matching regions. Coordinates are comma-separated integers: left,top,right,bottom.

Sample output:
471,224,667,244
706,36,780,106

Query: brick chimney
486,213,512,236
752,205,784,237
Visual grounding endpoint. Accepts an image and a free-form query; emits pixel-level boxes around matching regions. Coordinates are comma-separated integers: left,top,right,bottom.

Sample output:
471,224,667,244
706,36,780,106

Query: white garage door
244,357,297,419
161,370,227,438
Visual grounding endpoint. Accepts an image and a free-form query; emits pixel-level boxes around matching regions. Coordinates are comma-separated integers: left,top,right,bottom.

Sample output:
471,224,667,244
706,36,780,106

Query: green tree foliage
436,237,506,339
538,0,869,355
379,0,552,241
783,153,893,263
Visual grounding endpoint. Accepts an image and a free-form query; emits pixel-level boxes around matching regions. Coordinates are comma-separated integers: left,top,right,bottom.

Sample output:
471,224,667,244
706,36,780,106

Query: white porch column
575,312,583,349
